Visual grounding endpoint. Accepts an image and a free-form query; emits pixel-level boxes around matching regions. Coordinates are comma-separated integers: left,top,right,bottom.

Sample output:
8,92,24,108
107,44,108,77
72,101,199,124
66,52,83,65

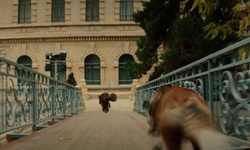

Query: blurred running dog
145,86,232,150
99,93,117,113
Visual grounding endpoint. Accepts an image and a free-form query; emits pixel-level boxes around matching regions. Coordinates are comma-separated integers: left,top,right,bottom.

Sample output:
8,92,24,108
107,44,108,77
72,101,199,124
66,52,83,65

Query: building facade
0,0,149,99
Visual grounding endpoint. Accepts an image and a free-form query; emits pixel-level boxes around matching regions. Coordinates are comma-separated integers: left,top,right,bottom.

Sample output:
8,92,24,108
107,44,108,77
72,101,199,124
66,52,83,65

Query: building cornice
0,22,141,29
0,36,144,43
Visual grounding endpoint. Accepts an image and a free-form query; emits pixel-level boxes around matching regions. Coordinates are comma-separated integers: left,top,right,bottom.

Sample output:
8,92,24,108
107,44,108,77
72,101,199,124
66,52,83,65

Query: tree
158,15,238,76
190,0,250,39
131,0,183,78
130,0,239,81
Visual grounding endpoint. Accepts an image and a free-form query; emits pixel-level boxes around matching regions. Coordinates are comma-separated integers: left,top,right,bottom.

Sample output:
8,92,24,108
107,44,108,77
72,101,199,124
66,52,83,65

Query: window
18,0,31,23
119,54,134,84
17,55,32,68
17,55,32,85
86,0,99,21
120,0,133,21
51,0,65,22
85,54,100,85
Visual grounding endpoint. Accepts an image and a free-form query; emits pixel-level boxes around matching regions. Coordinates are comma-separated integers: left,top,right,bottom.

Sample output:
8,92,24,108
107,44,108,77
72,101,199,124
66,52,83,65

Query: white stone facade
0,0,149,99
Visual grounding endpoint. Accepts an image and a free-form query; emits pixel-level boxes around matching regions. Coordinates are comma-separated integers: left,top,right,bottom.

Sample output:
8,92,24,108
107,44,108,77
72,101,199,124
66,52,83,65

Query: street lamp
45,51,67,81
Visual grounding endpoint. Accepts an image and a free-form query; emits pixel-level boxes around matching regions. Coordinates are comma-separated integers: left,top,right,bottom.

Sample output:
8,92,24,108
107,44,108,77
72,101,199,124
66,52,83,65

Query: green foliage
135,37,159,72
125,62,143,79
149,15,238,80
134,0,182,40
129,0,239,81
148,66,164,81
130,0,183,78
160,16,208,75
189,0,240,40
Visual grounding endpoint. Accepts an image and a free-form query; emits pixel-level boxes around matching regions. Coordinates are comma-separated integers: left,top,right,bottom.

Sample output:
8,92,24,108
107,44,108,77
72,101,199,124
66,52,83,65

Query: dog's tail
160,105,232,150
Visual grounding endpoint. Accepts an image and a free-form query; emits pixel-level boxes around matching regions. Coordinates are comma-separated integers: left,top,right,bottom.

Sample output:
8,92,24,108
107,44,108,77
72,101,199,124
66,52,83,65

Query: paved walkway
0,99,153,150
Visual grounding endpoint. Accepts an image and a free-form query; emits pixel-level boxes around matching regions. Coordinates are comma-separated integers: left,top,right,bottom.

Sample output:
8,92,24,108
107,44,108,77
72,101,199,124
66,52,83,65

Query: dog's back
99,92,117,113
147,86,231,150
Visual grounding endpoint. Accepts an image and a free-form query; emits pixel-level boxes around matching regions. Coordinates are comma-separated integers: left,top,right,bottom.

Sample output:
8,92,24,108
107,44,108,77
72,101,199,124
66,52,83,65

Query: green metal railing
0,57,82,135
134,37,250,149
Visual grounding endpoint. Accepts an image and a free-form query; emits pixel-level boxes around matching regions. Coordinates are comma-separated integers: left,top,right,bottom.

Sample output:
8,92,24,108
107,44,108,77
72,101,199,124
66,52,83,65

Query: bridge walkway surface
0,99,153,150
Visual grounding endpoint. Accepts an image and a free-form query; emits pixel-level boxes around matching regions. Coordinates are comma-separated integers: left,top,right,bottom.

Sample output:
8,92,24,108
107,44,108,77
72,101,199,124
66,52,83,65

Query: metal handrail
0,57,82,136
134,37,250,149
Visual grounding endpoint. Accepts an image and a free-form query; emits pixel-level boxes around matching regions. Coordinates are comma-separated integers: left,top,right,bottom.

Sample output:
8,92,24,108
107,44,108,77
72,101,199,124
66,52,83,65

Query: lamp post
45,51,67,81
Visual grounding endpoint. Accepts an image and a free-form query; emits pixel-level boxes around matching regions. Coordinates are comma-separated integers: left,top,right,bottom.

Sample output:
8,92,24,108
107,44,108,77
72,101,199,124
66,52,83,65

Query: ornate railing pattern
134,37,250,148
0,57,82,135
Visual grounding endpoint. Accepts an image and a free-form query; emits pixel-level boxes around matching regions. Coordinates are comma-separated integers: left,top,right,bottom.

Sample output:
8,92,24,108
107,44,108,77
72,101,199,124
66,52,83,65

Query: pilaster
80,79,89,107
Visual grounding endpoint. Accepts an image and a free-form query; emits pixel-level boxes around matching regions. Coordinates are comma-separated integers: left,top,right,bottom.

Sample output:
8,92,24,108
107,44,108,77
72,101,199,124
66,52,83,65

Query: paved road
0,99,153,150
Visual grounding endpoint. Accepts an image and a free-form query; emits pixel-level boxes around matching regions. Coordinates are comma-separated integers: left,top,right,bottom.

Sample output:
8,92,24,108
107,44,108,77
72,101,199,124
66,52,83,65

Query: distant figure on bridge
99,93,117,113
66,72,77,86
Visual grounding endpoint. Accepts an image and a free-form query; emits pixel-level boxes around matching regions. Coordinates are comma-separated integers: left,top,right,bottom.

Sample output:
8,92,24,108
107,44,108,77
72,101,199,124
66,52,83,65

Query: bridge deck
0,100,153,150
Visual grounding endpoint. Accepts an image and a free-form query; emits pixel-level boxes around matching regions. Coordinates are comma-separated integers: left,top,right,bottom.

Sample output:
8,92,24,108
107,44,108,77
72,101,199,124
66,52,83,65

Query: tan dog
145,86,232,150
99,93,117,113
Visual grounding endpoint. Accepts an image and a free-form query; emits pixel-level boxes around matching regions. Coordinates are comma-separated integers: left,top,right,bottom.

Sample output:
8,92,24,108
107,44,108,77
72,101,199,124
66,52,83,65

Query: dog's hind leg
152,135,164,150
159,108,184,150
161,128,183,150
189,138,201,150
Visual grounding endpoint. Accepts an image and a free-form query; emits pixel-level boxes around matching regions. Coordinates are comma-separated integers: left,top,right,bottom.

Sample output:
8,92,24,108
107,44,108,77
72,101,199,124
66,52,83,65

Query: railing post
51,83,56,124
32,76,37,131
70,90,74,116
207,61,213,110
0,70,6,135
62,87,66,119
74,90,79,113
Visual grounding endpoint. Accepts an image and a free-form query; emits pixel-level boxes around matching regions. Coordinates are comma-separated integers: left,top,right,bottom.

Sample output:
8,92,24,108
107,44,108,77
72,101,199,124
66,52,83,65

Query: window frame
120,0,134,21
119,54,134,84
16,55,32,85
51,0,65,22
18,0,31,24
86,0,99,21
17,55,32,68
84,54,101,85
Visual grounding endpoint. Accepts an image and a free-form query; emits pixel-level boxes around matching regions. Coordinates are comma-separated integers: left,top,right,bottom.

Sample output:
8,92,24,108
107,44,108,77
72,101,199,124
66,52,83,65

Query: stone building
0,0,149,100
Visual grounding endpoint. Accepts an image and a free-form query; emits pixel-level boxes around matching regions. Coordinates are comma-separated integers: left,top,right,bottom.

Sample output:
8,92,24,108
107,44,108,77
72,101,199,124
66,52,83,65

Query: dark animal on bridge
145,86,232,150
99,93,117,113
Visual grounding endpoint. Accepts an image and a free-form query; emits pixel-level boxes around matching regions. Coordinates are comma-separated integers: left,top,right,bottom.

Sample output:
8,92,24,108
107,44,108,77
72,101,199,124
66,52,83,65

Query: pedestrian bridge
0,37,250,150
0,99,154,150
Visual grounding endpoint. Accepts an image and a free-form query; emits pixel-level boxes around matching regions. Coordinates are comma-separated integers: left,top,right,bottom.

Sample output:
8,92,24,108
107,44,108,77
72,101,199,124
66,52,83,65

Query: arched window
17,55,32,85
119,54,134,84
85,54,100,85
17,55,32,68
